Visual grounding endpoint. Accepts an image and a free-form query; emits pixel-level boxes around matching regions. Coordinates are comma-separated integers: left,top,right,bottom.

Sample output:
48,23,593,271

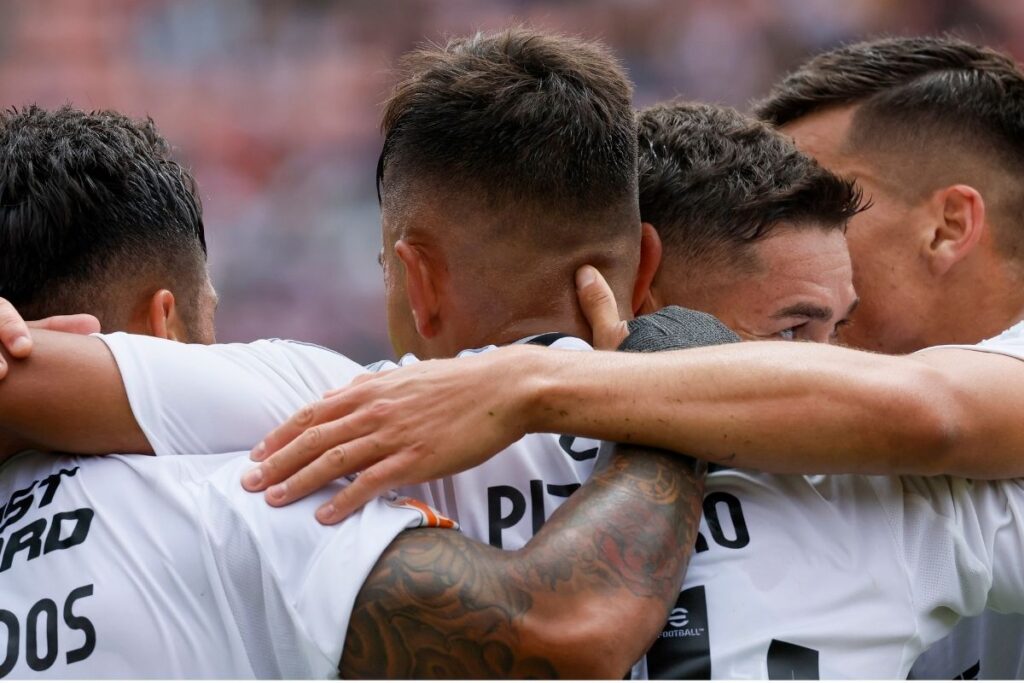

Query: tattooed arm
340,445,705,679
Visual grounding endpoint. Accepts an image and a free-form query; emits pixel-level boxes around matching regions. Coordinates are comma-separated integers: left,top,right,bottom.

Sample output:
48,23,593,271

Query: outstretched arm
0,329,148,455
252,269,1024,504
340,444,705,678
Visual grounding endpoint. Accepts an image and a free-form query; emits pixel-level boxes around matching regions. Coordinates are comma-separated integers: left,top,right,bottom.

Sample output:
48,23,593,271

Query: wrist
493,345,561,436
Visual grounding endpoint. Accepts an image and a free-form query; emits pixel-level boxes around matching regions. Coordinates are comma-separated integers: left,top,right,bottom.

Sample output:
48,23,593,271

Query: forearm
0,330,149,454
516,341,961,476
342,446,705,678
511,443,706,676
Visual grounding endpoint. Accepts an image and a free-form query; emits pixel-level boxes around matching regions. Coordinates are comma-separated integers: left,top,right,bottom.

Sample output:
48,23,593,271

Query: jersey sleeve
98,333,369,456
881,476,1024,648
199,457,455,677
917,322,1024,362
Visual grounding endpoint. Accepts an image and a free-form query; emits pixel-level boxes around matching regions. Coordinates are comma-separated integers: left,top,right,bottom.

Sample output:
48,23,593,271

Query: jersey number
0,584,95,678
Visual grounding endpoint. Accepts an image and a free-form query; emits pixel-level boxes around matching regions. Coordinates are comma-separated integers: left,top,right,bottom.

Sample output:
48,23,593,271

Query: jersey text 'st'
0,450,433,678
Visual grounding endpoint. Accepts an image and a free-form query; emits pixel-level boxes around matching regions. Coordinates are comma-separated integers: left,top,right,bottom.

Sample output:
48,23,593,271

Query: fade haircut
377,27,639,248
639,101,862,273
754,36,1024,255
0,105,207,333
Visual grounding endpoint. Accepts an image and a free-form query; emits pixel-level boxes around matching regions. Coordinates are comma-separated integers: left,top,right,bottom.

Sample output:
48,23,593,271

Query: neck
430,307,598,359
926,263,1024,346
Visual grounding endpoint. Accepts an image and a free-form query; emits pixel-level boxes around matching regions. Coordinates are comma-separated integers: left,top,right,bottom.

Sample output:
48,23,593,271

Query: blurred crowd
1,0,1021,361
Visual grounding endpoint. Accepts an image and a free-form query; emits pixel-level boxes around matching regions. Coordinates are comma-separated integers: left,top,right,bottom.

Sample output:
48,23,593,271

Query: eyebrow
772,297,860,322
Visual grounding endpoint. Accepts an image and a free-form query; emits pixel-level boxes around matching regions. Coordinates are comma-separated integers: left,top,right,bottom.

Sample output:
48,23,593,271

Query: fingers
316,458,403,525
251,391,357,463
0,298,33,363
575,265,629,350
243,412,372,492
262,434,386,512
31,313,102,335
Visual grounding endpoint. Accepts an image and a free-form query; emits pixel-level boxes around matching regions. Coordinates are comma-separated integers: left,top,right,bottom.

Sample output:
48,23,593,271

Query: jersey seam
873,478,929,676
202,482,338,674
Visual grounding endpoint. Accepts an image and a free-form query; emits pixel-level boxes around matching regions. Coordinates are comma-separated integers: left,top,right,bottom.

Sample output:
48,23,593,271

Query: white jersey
0,450,436,678
98,328,1024,678
909,320,1024,680
100,332,599,551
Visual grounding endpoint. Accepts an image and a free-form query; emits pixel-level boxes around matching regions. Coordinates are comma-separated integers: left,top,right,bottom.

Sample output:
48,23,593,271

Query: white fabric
96,329,1024,678
98,334,369,456
910,320,1024,680
100,332,598,551
0,450,426,678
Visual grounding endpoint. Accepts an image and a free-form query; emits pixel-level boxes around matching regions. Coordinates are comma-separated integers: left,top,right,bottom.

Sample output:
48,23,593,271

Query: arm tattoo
340,446,705,678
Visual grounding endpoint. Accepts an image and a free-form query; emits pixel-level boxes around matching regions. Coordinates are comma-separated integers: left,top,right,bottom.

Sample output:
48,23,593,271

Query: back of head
378,28,640,316
639,101,861,279
754,36,1024,258
0,105,209,337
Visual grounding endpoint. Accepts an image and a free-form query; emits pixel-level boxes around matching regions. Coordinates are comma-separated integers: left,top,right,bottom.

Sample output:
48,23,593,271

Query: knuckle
301,426,322,450
367,400,391,420
326,444,348,469
294,403,317,428
357,467,383,490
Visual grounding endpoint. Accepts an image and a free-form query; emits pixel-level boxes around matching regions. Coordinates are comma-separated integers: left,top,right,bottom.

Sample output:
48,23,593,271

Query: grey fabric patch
619,306,740,353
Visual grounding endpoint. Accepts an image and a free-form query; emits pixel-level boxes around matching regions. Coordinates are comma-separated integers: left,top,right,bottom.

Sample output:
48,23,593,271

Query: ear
926,185,986,276
145,289,187,341
632,223,663,315
395,239,442,339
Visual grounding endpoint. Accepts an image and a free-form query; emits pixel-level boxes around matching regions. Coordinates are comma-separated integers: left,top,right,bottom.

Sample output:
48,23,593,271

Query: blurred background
1,0,1020,362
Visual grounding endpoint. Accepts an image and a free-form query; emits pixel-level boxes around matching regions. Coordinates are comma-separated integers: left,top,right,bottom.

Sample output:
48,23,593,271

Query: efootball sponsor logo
661,601,706,639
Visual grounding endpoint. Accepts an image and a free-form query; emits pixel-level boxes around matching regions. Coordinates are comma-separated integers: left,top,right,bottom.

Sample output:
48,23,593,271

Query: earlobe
396,240,441,339
927,185,986,276
632,223,663,315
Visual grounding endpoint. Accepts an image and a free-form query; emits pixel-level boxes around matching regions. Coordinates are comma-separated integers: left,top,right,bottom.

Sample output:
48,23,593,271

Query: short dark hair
754,36,1024,254
377,27,639,246
0,105,207,331
754,36,1022,129
639,101,862,271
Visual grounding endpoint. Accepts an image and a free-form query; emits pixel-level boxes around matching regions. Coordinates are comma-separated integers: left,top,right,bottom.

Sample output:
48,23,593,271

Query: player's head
0,105,216,343
756,36,1024,353
638,101,861,343
377,28,651,358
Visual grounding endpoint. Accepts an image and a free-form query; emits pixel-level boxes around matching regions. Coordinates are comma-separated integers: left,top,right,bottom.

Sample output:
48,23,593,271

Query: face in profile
781,107,929,353
654,225,858,344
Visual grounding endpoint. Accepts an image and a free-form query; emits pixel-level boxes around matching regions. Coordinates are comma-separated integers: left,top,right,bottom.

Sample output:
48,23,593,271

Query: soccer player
0,105,217,458
243,101,1024,679
0,105,216,345
274,38,1024,677
0,29,708,677
634,101,860,344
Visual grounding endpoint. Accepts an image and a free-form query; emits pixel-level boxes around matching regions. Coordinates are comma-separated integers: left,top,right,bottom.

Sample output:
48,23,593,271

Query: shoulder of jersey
385,495,459,529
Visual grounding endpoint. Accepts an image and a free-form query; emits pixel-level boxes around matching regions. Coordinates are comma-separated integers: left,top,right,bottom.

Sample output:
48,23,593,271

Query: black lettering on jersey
767,639,819,679
703,492,749,550
43,509,93,554
530,481,546,535
558,435,599,462
489,481,582,548
647,586,711,679
0,584,96,678
63,585,95,666
0,519,45,572
25,599,58,672
0,483,37,535
694,532,709,553
36,468,79,509
0,610,18,678
488,486,526,549
0,508,94,575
